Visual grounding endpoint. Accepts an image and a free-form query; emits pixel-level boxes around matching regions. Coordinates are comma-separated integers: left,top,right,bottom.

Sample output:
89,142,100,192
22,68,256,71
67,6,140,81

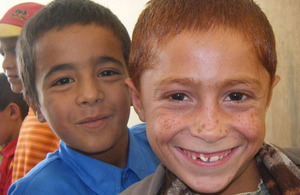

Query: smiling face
128,29,279,193
32,24,131,166
0,37,23,93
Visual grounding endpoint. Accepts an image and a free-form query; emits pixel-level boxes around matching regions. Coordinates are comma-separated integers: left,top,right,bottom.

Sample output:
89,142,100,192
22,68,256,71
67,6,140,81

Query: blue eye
53,78,74,86
170,93,189,101
226,92,246,101
99,70,119,77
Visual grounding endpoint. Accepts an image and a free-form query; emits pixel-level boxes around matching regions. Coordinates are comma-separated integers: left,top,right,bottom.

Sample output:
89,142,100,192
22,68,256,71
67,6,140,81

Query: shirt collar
0,136,18,157
58,128,146,194
126,128,151,180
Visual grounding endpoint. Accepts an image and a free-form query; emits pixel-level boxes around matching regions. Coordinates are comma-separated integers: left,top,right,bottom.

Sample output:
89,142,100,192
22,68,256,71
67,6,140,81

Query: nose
76,78,104,106
2,53,17,73
189,105,229,143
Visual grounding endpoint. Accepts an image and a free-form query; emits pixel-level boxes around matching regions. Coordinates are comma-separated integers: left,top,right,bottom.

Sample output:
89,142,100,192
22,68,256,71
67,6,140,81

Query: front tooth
192,155,197,160
200,155,208,162
209,156,219,162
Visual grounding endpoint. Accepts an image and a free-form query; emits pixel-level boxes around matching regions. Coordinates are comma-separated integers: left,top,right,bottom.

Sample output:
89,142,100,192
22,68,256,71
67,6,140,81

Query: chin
11,84,23,94
181,175,232,194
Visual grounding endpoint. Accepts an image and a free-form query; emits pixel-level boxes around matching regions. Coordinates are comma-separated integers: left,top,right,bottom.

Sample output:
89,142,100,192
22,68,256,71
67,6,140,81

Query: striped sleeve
12,108,59,182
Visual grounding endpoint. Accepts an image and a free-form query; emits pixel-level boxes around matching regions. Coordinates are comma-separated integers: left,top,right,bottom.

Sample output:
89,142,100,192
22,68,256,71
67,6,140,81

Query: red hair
130,0,276,90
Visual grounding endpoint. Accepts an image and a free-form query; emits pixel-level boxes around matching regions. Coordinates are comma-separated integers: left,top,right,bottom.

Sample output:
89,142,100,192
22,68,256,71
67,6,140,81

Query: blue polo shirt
9,123,160,195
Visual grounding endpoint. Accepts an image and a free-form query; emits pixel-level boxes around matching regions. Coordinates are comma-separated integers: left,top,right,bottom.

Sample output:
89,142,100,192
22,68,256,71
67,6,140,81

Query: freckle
201,124,206,129
159,118,175,131
197,128,201,133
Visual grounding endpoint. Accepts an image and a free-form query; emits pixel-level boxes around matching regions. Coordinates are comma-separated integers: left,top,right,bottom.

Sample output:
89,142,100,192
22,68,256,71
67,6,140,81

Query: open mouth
180,148,234,163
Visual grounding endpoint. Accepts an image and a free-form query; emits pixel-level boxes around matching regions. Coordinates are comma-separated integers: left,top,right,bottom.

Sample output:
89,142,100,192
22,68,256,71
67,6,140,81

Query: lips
181,148,234,163
76,115,112,129
6,75,19,81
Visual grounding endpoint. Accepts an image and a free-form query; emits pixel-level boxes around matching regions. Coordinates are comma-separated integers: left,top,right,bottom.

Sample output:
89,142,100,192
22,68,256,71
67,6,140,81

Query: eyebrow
91,56,124,68
155,76,262,89
43,56,125,81
43,63,74,81
158,77,196,87
220,77,262,89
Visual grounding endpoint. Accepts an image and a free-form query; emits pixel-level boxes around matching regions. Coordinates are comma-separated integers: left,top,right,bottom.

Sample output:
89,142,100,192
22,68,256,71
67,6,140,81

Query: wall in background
1,0,299,147
256,0,300,147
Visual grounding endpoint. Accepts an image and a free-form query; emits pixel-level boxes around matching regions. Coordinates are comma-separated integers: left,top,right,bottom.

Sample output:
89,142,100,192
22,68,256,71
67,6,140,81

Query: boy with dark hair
0,73,29,195
122,0,300,194
0,2,60,182
8,0,159,194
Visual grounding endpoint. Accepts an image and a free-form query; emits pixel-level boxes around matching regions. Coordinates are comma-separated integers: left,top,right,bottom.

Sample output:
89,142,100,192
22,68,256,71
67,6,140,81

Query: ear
266,75,280,108
7,103,21,120
26,96,46,123
125,78,145,122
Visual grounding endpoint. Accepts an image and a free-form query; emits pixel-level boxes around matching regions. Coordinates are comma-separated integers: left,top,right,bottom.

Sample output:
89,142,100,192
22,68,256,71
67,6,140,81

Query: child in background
0,2,60,182
122,0,300,194
0,73,29,195
9,0,159,194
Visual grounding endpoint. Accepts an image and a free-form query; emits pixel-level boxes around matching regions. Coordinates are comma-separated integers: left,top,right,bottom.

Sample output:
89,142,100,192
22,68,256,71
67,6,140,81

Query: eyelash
167,92,250,102
98,70,120,77
51,69,121,87
168,92,190,101
224,92,249,102
52,77,74,86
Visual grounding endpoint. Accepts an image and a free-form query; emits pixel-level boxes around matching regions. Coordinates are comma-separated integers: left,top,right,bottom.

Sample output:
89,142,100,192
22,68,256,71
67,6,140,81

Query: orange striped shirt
12,108,59,182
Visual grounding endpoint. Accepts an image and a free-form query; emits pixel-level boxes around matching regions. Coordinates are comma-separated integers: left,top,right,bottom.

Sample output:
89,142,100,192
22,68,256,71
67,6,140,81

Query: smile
76,115,112,129
182,148,233,163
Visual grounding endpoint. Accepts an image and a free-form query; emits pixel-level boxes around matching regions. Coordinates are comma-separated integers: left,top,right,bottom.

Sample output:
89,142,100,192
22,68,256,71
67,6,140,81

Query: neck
216,158,261,195
73,130,129,168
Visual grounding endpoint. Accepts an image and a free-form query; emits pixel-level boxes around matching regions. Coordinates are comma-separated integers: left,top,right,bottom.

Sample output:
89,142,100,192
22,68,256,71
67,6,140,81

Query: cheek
41,94,72,123
145,109,186,145
233,111,266,143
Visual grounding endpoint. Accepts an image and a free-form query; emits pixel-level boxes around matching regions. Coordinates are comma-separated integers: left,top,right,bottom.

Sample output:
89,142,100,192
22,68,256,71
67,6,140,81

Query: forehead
34,23,126,68
35,23,121,49
0,37,17,48
151,28,261,69
141,29,270,87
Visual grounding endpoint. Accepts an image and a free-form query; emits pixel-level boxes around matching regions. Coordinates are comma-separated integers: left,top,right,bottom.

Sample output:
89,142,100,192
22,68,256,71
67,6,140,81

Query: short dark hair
130,0,276,90
17,0,131,106
0,73,29,120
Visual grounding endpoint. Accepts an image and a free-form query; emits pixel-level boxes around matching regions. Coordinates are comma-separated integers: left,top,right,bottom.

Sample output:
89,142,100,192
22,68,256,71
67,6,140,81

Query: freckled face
33,24,131,162
135,30,277,193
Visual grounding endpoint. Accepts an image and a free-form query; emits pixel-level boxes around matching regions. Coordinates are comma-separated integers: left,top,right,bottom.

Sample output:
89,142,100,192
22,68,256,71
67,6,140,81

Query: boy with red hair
122,0,300,194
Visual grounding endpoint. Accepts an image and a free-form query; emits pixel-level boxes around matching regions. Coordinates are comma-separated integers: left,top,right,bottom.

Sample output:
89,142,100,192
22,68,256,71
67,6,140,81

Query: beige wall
256,0,300,147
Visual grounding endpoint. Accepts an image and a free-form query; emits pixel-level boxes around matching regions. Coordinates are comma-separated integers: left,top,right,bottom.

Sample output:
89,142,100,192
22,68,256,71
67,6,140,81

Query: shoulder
277,146,300,166
121,165,165,195
129,123,146,135
8,152,76,194
128,123,149,144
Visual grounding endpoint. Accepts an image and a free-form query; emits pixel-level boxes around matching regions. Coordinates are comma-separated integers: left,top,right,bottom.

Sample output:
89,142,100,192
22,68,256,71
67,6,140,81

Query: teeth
209,156,219,162
200,155,208,162
192,155,197,160
184,149,232,162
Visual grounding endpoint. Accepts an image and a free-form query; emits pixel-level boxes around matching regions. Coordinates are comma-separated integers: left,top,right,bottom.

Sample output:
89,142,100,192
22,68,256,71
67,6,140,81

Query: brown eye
227,92,245,101
98,70,119,77
170,93,189,101
53,78,74,86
